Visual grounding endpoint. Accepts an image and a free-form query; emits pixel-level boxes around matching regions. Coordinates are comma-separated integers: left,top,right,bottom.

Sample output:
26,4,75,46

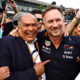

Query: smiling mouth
26,33,34,37
52,29,59,31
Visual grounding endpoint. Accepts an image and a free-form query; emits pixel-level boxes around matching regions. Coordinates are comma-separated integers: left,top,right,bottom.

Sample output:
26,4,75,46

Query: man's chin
27,38,35,43
51,33,60,37
27,40,33,43
52,35,59,38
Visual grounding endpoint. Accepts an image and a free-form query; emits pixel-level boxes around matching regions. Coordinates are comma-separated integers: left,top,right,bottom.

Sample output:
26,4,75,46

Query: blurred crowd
0,0,80,37
0,0,80,38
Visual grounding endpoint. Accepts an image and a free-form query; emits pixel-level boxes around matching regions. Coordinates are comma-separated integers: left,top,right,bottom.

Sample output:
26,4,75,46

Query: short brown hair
42,5,63,18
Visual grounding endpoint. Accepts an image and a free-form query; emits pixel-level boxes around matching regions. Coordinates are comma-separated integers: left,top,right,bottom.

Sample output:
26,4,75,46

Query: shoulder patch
44,32,47,36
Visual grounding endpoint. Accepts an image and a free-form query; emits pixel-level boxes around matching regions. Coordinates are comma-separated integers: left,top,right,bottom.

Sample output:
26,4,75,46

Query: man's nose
53,21,58,27
29,26,33,31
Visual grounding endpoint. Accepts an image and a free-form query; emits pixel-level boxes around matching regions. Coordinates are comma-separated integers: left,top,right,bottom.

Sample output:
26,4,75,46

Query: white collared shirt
25,40,46,80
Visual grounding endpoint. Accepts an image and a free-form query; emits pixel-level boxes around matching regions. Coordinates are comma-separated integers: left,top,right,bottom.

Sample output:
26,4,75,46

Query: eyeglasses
37,18,42,21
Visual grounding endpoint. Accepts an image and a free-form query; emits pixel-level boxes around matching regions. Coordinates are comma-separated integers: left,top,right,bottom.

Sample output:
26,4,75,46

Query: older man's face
18,14,38,43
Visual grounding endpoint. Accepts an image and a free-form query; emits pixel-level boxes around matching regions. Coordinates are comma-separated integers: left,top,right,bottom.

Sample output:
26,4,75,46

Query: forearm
8,0,19,14
65,10,80,35
0,66,10,80
12,6,19,14
1,12,7,24
66,18,78,34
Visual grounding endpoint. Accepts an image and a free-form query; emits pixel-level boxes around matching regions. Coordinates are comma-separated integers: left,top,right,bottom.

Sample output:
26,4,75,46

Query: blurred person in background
0,8,4,37
0,6,8,37
64,9,80,36
3,12,23,37
0,0,19,37
0,8,4,24
66,22,80,37
31,9,45,32
7,0,19,14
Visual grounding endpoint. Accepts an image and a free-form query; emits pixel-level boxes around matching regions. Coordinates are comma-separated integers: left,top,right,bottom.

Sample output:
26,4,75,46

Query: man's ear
17,26,21,33
18,26,20,29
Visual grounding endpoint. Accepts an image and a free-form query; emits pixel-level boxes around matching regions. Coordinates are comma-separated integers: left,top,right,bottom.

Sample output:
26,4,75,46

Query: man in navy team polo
37,5,80,80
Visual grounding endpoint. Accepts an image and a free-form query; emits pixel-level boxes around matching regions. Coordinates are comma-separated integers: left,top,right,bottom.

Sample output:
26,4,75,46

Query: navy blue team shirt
37,30,80,80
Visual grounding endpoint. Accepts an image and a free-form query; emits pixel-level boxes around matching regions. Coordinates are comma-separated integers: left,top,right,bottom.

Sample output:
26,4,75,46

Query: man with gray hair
0,13,50,80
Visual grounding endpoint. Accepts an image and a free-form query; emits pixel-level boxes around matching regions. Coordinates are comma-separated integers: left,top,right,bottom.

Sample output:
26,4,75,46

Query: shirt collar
25,38,37,45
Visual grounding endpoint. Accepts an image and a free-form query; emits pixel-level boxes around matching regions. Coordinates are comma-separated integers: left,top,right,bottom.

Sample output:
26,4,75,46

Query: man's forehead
45,9,61,16
44,10,62,19
20,17,37,24
22,13,35,18
21,14,36,22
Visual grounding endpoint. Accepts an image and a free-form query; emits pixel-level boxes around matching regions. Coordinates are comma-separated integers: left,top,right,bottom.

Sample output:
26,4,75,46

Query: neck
48,34,62,49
